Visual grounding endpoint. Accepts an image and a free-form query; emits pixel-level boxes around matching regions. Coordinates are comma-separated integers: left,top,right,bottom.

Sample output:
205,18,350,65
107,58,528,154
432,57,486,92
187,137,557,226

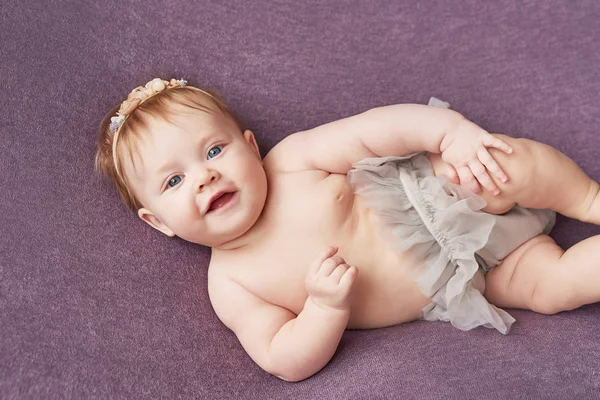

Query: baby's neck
212,236,252,252
212,205,269,253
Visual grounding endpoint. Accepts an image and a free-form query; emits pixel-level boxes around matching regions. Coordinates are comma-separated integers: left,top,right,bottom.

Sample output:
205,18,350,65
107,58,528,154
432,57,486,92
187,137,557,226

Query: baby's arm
272,104,512,195
210,247,357,382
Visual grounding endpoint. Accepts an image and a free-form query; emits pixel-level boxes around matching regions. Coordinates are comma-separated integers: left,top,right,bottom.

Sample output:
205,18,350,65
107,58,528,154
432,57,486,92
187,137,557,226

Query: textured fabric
2,0,600,399
349,154,556,334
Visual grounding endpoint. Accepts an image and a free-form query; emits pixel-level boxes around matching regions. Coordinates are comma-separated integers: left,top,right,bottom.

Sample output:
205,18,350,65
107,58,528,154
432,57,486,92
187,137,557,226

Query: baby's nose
197,169,220,190
199,175,216,189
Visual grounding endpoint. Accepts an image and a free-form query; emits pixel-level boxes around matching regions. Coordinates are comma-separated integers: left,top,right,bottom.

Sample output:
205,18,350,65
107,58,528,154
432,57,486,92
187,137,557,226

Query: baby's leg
477,135,600,224
484,233,600,314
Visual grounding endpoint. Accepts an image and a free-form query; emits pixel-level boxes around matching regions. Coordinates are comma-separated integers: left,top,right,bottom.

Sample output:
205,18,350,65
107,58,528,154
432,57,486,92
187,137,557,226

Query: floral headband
110,78,187,177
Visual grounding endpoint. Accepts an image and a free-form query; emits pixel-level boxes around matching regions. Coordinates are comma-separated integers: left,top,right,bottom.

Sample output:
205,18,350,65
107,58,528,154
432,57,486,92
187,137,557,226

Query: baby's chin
181,206,265,249
184,227,251,248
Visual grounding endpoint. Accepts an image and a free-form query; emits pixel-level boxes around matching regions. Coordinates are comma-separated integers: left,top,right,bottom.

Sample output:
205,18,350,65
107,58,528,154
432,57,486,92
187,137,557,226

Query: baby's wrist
439,117,466,153
307,296,351,315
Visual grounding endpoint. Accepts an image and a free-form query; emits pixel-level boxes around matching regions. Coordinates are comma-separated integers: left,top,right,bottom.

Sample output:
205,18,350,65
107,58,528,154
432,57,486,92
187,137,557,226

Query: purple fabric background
2,0,599,398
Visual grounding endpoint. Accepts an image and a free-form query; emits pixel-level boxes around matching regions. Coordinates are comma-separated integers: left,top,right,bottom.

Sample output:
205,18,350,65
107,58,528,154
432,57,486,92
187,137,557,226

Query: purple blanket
1,0,599,398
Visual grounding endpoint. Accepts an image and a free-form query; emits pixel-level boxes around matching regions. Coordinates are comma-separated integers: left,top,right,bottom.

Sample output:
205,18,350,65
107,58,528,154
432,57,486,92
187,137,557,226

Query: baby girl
95,78,600,382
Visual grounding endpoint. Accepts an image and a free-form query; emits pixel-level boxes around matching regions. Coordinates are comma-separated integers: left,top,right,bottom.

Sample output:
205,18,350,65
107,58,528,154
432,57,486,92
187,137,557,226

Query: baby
96,78,600,382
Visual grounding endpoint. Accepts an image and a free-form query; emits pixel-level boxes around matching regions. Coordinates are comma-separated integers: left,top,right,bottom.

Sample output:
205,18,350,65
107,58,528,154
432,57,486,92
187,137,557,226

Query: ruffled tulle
348,153,554,334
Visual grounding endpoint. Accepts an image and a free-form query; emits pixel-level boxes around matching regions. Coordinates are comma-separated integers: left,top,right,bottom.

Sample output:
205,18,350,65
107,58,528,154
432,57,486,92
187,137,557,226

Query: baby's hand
439,118,513,196
305,246,358,312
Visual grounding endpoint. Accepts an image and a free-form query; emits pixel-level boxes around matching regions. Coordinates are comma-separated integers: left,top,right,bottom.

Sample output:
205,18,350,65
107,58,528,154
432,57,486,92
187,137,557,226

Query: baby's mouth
207,191,237,213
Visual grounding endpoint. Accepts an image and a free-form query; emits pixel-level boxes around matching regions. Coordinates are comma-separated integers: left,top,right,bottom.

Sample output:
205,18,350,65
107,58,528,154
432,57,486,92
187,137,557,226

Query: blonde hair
95,79,246,211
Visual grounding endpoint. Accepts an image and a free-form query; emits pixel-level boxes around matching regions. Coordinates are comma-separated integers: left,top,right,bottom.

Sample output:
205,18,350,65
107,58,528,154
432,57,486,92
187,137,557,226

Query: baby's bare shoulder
263,132,313,173
264,128,350,173
265,121,375,175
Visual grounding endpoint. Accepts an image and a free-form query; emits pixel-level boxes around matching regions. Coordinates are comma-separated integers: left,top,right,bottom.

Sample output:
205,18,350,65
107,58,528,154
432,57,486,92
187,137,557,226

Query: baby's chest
266,171,357,237
227,245,317,314
231,172,363,311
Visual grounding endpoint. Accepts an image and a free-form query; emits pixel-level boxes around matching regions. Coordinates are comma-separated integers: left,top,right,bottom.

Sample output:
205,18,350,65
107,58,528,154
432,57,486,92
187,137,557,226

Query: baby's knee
491,136,537,184
530,273,578,315
481,135,537,213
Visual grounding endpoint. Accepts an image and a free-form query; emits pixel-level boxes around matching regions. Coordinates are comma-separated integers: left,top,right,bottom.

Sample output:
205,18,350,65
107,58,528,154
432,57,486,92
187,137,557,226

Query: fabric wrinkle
348,153,555,334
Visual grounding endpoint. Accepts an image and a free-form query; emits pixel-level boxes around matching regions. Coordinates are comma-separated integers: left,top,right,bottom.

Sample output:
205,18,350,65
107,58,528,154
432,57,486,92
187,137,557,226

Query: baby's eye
207,145,223,159
167,175,182,188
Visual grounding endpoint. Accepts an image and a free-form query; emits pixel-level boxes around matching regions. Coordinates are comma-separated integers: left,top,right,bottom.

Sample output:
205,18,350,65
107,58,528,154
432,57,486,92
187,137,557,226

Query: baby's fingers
338,266,358,290
469,160,499,196
321,256,346,277
457,166,482,195
309,246,338,276
482,133,513,154
478,148,509,184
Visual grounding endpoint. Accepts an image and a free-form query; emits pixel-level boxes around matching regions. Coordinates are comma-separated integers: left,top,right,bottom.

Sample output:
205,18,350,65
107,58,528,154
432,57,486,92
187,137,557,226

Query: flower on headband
109,78,188,134
109,115,126,133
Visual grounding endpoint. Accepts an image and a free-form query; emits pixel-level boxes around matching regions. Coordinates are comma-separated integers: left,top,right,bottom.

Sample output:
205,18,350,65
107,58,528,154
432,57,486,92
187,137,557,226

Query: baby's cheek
168,205,197,231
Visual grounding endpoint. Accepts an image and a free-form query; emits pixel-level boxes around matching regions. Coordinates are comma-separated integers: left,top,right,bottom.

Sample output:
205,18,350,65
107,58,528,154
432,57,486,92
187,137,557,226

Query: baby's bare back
210,165,432,329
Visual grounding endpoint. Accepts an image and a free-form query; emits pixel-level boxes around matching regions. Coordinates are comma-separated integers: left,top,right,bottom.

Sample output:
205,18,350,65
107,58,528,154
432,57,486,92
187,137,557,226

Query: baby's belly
341,196,431,329
343,153,459,328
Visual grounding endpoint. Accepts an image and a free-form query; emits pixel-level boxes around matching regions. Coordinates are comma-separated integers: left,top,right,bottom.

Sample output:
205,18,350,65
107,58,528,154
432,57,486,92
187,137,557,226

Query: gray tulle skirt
347,153,555,334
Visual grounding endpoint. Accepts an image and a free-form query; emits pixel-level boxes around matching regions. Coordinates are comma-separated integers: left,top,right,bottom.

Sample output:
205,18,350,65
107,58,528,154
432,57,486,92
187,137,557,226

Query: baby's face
122,106,267,248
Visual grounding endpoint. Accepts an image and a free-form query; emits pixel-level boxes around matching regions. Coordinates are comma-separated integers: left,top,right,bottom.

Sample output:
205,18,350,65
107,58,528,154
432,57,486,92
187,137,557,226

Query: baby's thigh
430,134,537,214
478,134,538,214
483,234,564,312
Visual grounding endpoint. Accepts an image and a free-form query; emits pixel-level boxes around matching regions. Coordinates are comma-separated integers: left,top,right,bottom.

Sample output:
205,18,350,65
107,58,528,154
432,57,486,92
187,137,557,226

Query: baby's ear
243,130,261,159
138,208,175,237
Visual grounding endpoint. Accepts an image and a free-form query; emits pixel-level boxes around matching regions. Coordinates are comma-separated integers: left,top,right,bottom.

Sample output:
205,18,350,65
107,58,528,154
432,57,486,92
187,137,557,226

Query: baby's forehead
151,106,218,129
151,105,238,136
